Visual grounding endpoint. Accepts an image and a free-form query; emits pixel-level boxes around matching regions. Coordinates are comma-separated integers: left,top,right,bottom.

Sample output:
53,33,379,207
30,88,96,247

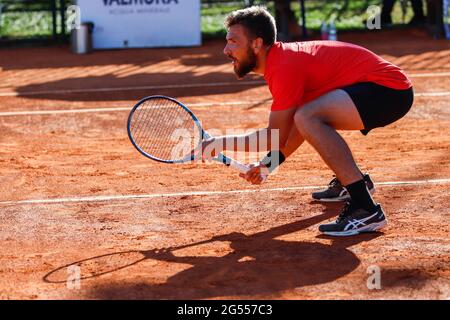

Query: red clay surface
0,29,449,299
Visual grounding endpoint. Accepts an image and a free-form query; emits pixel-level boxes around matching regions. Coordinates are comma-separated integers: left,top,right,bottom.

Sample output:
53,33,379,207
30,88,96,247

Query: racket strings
137,98,171,150
129,98,199,161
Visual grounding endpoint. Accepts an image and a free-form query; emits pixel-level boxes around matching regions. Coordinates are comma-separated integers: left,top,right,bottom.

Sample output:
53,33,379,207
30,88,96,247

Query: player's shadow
44,204,382,299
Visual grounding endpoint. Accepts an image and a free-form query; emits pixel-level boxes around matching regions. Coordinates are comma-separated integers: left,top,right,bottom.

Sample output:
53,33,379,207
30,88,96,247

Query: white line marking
0,70,448,97
0,107,131,117
409,72,450,77
0,80,266,97
415,92,450,97
0,100,268,117
0,90,449,117
1,178,449,206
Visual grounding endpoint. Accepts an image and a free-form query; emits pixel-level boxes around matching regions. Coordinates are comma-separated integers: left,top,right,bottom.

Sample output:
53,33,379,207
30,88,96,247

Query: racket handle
215,153,249,173
215,154,268,183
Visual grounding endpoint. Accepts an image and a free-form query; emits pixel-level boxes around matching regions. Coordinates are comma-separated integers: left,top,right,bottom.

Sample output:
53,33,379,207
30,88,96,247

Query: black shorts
341,82,414,135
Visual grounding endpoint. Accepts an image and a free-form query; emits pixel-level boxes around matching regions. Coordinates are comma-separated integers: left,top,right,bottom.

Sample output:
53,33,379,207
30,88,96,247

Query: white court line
0,70,448,97
0,80,266,97
0,107,131,116
409,72,450,78
0,100,268,117
1,178,449,206
0,91,449,117
415,92,450,97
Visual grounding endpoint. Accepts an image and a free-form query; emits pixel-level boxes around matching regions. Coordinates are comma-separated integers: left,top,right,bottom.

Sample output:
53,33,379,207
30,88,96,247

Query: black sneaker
311,173,375,202
319,202,387,236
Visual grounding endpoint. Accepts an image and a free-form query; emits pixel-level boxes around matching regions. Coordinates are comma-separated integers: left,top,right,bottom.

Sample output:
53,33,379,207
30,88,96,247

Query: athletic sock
345,179,377,213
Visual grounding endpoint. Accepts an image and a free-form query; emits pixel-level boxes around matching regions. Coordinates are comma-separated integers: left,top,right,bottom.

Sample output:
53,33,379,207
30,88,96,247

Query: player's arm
204,107,297,155
239,106,307,185
239,116,305,185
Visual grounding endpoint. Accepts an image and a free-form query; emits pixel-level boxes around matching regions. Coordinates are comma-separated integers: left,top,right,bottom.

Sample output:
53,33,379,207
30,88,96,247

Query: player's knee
294,104,318,129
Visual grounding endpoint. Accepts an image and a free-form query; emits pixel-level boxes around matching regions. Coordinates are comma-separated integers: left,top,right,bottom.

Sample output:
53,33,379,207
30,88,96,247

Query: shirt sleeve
268,65,306,111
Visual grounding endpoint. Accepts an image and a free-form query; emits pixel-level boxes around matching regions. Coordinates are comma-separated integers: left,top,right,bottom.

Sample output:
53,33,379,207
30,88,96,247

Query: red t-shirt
264,41,412,111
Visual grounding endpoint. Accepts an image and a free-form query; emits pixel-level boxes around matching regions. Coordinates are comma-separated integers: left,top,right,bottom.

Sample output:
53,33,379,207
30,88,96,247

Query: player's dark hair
224,6,277,46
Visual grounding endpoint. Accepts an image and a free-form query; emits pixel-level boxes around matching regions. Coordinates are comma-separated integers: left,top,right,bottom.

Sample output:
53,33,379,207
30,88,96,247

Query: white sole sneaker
322,218,387,237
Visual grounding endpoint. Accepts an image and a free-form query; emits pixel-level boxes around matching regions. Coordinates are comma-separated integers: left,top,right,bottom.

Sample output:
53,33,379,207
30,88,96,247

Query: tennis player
200,6,413,236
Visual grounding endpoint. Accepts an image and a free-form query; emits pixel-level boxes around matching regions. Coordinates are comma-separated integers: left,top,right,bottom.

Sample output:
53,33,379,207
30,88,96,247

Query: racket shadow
43,250,147,284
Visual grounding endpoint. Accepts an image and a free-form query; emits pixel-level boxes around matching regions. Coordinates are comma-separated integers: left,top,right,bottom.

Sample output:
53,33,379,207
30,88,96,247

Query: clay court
0,29,449,299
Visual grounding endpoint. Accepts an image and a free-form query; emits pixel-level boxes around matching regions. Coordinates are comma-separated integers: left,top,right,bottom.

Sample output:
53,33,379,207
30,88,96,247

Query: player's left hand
239,162,270,185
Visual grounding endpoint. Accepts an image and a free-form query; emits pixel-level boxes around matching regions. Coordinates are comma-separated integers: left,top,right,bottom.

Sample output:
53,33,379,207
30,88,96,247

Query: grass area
293,0,415,30
0,11,58,38
0,0,418,40
202,0,417,39
202,3,243,39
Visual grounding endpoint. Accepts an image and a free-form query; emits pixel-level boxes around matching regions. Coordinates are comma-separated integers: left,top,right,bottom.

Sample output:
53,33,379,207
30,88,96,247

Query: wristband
260,150,286,173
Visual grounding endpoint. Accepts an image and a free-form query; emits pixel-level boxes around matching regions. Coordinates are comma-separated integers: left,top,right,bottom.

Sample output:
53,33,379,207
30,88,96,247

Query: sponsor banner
77,0,201,48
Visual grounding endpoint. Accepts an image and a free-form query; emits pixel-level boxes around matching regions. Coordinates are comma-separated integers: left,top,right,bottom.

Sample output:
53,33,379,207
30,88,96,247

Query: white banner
76,0,201,49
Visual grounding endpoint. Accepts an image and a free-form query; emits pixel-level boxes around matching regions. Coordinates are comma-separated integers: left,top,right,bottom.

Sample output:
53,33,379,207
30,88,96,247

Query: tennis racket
127,95,250,173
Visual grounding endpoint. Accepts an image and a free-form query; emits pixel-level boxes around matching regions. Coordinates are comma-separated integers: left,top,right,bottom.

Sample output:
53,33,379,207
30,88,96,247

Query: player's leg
294,89,378,209
304,89,374,202
295,89,380,220
294,89,366,186
294,90,383,236
281,123,305,158
311,173,375,202
294,82,413,236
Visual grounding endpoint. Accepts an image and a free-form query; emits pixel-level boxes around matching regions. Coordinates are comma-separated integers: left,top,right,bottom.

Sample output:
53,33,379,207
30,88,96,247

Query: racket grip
229,158,251,173
216,153,249,173
215,154,268,183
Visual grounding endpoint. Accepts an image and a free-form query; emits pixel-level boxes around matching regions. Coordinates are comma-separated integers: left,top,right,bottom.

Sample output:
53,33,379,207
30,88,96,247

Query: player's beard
233,46,257,79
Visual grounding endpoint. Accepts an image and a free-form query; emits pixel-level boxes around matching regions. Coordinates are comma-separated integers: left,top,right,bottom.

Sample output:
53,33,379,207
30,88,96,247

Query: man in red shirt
200,6,413,236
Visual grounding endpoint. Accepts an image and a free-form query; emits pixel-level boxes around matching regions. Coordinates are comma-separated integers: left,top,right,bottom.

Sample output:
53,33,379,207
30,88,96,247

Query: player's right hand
239,162,270,185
